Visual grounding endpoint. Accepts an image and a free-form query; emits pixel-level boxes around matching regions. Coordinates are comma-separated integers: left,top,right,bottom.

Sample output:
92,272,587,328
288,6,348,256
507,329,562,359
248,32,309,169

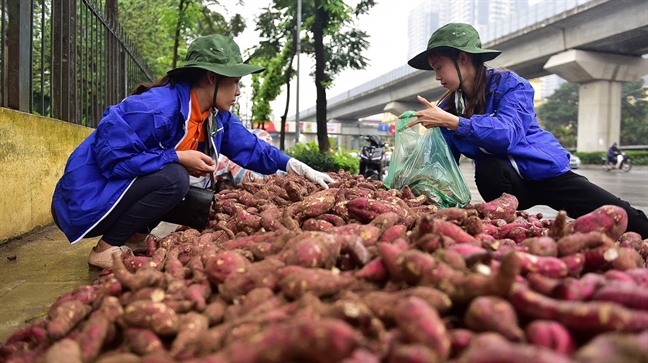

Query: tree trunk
280,43,297,151
313,0,330,154
172,0,187,69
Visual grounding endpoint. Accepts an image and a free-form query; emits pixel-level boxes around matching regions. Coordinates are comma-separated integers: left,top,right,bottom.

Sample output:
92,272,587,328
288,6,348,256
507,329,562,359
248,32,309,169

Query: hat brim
168,62,265,78
407,47,501,71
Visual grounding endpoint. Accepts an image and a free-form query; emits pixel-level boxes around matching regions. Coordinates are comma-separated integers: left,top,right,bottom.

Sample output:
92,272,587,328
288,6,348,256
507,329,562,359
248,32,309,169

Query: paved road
458,163,648,219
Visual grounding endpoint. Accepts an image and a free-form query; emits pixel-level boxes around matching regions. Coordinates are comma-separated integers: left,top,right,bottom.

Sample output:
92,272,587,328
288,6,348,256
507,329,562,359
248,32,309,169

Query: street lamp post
295,0,301,146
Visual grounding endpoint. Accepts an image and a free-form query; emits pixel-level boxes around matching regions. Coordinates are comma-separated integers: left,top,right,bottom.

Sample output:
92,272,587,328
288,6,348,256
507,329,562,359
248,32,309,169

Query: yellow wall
0,108,92,243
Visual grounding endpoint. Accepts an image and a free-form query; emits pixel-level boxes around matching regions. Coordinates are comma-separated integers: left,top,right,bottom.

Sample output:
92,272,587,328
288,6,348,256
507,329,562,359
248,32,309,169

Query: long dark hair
433,47,489,118
130,67,208,96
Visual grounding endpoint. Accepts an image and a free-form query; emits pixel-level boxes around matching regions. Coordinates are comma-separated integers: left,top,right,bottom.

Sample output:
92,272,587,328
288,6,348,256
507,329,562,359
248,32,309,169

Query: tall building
540,74,567,100
407,2,448,59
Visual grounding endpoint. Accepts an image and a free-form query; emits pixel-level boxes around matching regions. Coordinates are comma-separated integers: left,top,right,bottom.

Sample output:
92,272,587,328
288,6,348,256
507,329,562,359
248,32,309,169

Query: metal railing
1,0,154,127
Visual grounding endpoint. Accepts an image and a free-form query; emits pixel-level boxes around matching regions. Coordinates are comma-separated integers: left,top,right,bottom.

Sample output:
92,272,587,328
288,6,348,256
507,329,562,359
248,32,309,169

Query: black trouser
474,158,648,239
52,163,189,246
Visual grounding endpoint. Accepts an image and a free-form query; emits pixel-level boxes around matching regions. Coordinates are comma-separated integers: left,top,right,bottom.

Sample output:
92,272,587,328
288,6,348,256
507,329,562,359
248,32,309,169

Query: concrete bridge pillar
544,50,648,152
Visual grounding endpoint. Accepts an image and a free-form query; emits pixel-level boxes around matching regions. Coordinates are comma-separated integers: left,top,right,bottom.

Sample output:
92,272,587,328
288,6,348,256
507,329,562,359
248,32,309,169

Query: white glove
286,158,335,189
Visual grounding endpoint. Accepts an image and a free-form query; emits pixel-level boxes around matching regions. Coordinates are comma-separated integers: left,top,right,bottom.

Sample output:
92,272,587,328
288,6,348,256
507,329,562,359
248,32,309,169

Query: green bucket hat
167,34,264,77
408,23,501,71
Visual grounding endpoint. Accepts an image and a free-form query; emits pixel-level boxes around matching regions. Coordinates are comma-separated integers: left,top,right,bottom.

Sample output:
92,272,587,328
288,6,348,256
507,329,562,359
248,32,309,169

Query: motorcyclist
607,142,621,169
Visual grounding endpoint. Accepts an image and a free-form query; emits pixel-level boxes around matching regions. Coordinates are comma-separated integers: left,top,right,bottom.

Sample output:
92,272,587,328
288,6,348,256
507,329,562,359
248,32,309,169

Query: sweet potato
525,272,560,296
431,218,479,245
218,257,285,302
461,215,483,235
317,213,346,227
279,232,342,269
414,232,456,253
47,300,92,340
77,314,114,363
278,266,354,299
510,282,648,334
368,211,401,233
474,192,518,222
516,251,568,278
609,247,644,271
560,252,586,277
377,242,406,282
302,218,335,231
44,338,82,363
464,296,524,342
122,300,179,336
212,318,359,363
125,328,164,356
339,235,371,266
433,207,468,223
573,332,648,363
388,343,440,363
556,231,615,257
112,252,165,291
398,249,521,304
393,297,450,359
520,236,558,257
591,282,648,311
300,189,336,217
525,320,576,355
170,312,209,358
568,205,628,241
355,257,388,282
448,329,475,358
552,273,606,301
455,332,573,363
204,251,251,286
548,210,569,239
330,224,382,246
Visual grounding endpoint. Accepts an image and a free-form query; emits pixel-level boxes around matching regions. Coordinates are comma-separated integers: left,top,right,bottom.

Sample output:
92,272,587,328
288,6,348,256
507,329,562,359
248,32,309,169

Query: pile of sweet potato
2,170,648,363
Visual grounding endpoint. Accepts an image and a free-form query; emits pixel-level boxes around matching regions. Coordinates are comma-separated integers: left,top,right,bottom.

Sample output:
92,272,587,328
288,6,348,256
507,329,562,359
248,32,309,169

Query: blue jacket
52,82,290,243
440,68,570,180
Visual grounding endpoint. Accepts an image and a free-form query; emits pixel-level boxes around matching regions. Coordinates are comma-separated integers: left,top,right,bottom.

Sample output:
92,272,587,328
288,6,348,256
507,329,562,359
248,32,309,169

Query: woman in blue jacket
405,23,648,238
51,34,333,268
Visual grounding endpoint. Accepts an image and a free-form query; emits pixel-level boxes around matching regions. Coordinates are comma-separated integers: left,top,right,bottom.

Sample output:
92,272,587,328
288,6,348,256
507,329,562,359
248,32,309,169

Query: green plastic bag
383,111,471,208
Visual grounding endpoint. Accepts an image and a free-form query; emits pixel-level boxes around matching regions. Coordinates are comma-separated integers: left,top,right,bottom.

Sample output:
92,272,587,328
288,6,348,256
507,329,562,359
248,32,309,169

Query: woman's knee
159,163,190,198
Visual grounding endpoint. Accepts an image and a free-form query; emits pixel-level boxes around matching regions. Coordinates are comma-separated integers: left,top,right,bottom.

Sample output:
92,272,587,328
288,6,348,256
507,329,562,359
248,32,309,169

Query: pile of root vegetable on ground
2,170,648,363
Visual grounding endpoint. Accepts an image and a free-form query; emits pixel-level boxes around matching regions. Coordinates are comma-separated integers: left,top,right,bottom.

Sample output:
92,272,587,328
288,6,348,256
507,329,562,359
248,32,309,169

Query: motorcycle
359,135,386,180
601,152,632,172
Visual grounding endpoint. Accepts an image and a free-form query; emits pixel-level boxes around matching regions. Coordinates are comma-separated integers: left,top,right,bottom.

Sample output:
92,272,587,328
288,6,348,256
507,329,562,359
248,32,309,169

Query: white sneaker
88,245,130,269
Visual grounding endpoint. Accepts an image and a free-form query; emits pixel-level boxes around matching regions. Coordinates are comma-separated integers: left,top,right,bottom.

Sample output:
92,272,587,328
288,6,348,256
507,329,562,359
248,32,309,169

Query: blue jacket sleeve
93,98,179,179
454,74,536,154
219,113,291,173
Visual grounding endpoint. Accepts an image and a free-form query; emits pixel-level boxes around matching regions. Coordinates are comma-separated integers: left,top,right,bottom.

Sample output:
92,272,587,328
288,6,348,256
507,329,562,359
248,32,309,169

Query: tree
118,0,245,78
536,82,579,138
620,78,648,146
252,0,375,153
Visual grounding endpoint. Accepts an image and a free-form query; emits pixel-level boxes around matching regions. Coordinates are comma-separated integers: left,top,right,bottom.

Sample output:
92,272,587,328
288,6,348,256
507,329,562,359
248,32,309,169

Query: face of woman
428,54,460,92
214,76,242,112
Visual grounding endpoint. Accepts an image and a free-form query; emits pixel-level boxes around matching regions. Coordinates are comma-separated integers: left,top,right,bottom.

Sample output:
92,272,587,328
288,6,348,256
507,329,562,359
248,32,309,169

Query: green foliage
251,0,376,151
118,0,246,78
536,82,579,137
285,142,359,174
620,79,648,146
573,151,648,166
573,151,606,165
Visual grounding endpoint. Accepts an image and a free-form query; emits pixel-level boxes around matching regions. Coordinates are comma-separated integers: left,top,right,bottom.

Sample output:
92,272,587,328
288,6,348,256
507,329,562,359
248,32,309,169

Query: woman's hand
176,150,216,177
406,95,460,130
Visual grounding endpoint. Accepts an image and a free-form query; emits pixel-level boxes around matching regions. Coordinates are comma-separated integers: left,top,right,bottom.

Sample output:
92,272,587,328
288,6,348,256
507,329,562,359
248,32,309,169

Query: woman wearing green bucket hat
51,34,333,269
405,23,648,238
